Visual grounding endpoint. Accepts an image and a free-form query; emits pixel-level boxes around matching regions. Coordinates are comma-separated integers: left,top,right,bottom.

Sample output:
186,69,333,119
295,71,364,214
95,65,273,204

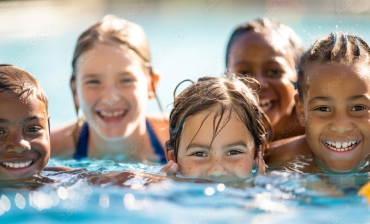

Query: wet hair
70,14,158,114
225,17,304,68
296,32,370,100
0,64,48,111
166,73,268,161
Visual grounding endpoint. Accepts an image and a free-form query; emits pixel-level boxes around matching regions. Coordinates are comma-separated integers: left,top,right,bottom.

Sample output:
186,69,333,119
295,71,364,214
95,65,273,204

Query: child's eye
27,126,42,132
315,107,330,112
267,70,282,78
237,71,251,77
85,80,100,85
121,78,134,84
227,150,242,155
351,105,366,111
0,130,5,134
191,152,207,157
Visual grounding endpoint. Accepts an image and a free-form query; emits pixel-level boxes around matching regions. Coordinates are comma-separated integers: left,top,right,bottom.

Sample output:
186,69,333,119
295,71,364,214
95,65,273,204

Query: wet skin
0,91,49,180
228,30,304,140
265,63,370,173
296,63,370,172
173,110,257,183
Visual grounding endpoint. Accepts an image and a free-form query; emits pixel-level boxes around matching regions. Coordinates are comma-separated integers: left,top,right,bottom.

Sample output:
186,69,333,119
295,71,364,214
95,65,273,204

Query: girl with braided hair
161,74,268,182
265,32,370,174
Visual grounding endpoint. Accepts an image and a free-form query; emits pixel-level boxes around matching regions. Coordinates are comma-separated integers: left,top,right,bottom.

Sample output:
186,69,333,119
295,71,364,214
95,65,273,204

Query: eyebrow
308,95,369,104
0,115,45,124
308,96,333,104
186,141,248,151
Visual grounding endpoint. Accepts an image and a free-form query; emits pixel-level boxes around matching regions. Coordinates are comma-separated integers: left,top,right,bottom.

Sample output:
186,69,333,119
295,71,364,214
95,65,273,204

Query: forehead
231,30,290,57
0,91,47,120
305,63,370,100
179,110,252,147
76,43,143,75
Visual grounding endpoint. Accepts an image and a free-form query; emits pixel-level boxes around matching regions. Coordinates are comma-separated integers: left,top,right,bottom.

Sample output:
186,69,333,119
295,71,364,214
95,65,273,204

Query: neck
88,120,155,161
273,107,305,141
314,156,370,174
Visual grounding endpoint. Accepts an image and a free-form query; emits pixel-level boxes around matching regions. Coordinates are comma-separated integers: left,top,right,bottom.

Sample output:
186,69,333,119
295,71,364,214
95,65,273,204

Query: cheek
276,78,296,102
178,159,203,177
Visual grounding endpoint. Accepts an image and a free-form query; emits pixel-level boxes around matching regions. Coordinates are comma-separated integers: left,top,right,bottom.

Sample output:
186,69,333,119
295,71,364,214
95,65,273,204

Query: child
0,64,69,181
226,18,304,141
161,74,267,182
265,32,370,174
51,15,168,163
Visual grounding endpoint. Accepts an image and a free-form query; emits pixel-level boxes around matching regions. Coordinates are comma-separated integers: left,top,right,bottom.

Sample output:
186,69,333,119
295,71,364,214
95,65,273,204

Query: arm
50,121,78,158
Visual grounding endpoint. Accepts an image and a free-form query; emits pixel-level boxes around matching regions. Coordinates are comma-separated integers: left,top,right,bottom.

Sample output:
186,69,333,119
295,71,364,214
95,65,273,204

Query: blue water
0,159,369,223
1,1,370,223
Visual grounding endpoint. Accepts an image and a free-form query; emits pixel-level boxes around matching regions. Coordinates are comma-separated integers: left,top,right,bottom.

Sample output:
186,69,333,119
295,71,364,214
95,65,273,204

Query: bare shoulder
264,135,311,164
50,121,78,157
146,113,169,146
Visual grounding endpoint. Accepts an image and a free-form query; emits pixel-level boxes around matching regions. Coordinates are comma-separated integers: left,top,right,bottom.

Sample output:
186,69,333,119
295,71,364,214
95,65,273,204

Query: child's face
176,110,256,182
297,63,370,172
0,91,49,180
228,31,297,126
75,43,157,139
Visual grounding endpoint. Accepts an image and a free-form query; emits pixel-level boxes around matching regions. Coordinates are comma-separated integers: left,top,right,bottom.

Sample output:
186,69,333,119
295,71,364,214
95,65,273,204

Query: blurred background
1,0,370,128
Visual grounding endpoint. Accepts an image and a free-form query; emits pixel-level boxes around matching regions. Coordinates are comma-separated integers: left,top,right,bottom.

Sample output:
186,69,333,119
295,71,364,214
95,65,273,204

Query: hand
159,160,179,175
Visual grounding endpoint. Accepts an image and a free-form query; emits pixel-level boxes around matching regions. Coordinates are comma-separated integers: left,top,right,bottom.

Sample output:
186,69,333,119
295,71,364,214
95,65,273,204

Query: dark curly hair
225,17,304,68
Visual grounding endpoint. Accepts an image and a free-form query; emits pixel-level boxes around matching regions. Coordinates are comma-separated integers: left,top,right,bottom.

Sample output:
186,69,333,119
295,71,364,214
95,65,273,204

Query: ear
148,72,160,99
70,77,80,113
166,149,175,162
294,93,305,127
48,116,51,135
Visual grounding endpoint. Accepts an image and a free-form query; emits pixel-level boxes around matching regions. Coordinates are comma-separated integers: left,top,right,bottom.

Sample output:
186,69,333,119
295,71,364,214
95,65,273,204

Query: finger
159,160,174,173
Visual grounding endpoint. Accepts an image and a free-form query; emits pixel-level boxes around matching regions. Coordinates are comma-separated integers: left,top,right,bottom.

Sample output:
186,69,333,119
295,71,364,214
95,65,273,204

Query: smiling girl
226,18,304,141
265,32,370,174
51,15,168,163
161,74,267,182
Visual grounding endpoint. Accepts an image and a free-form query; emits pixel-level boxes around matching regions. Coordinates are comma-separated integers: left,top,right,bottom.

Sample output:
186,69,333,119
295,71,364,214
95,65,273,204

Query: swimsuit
73,119,166,164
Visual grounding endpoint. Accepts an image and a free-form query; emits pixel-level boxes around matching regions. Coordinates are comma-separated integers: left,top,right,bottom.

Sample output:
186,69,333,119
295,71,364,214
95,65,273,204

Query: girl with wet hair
266,32,370,174
161,73,268,182
226,17,304,141
51,15,168,163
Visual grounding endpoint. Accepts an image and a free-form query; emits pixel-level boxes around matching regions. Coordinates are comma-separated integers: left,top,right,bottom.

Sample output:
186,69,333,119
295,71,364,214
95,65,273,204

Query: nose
5,130,31,153
206,160,228,178
101,84,121,108
329,111,354,133
253,70,268,90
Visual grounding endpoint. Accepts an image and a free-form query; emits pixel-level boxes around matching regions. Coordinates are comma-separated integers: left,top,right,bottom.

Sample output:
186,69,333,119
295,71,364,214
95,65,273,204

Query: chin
327,162,357,173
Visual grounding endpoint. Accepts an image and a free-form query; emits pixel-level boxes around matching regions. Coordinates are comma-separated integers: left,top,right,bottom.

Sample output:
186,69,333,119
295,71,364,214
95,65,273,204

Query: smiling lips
323,140,360,152
2,159,33,168
98,110,126,118
259,99,275,112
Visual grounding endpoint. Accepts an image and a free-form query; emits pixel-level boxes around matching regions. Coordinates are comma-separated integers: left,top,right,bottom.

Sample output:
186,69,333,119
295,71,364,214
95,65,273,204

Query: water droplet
319,26,321,29
303,30,305,32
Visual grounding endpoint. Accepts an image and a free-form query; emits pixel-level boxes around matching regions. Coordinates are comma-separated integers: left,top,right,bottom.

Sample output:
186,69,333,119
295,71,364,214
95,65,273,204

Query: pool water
0,159,369,223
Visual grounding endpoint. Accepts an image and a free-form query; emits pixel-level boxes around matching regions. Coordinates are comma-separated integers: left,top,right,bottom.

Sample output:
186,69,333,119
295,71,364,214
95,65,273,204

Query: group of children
1,14,370,184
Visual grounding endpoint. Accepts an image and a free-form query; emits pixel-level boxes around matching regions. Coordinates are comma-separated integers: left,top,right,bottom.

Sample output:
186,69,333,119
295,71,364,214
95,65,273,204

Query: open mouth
259,99,275,112
0,158,37,175
96,109,128,123
322,140,360,152
1,160,34,168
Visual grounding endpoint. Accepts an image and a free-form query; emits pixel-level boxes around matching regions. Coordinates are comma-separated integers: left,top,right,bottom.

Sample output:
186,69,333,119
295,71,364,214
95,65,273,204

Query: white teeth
336,142,341,149
1,160,33,169
259,99,273,111
99,110,125,118
324,140,359,152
